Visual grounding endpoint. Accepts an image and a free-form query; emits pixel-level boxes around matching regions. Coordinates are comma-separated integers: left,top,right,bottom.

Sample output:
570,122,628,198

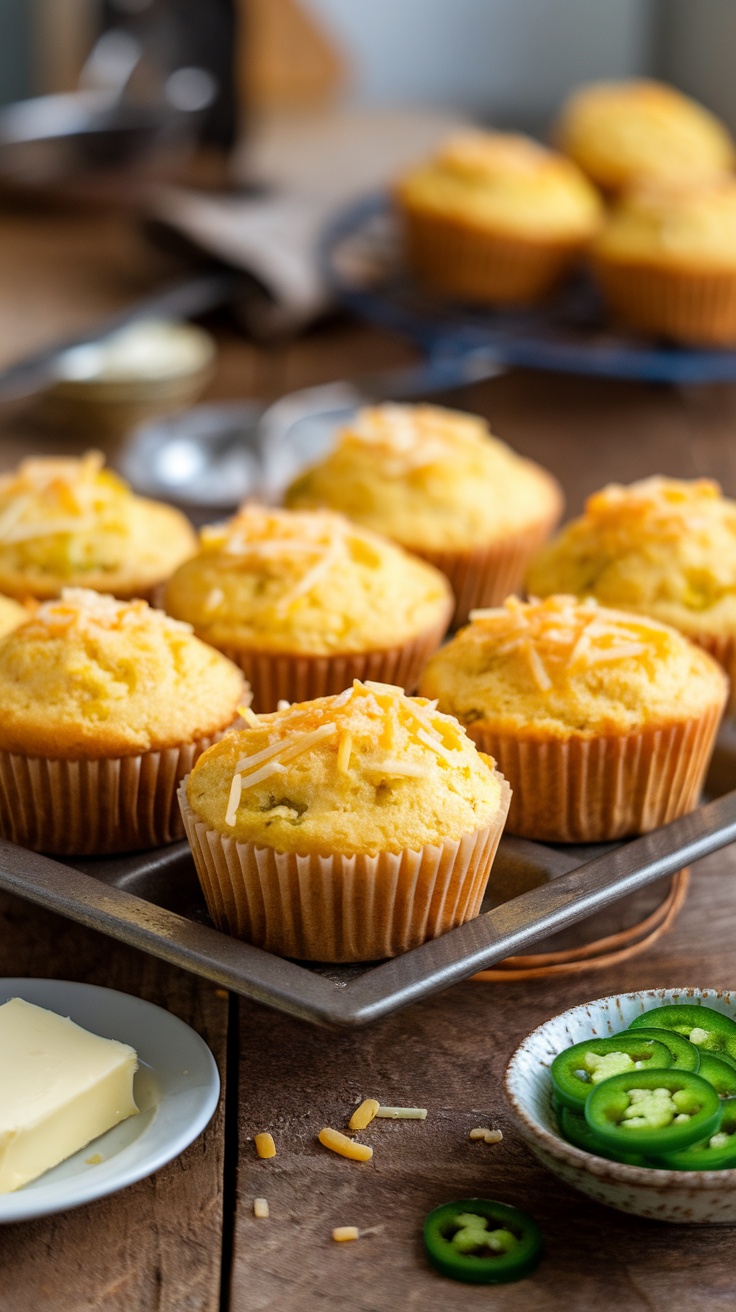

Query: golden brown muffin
180,679,510,961
0,588,247,854
163,505,452,710
0,451,196,601
395,130,603,304
285,403,563,626
592,180,736,344
556,80,734,192
527,476,736,702
420,595,726,842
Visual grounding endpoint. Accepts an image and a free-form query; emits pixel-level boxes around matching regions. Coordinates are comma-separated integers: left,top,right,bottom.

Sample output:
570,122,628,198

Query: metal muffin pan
1,758,735,1028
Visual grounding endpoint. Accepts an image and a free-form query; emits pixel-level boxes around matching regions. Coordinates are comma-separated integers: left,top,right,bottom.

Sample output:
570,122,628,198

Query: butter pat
0,998,139,1193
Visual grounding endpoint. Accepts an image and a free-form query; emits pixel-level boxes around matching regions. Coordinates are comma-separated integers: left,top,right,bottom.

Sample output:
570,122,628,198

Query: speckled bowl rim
504,987,736,1191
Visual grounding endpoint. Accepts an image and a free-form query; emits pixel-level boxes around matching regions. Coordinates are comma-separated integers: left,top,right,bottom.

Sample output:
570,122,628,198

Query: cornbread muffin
180,679,510,960
0,588,247,854
527,477,736,703
285,403,563,626
0,594,26,639
592,180,736,344
395,130,602,304
0,451,196,601
163,505,452,710
556,81,733,193
420,595,726,842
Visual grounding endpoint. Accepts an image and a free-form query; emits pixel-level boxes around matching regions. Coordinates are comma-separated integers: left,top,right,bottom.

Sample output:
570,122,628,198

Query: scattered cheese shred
468,1127,491,1140
225,773,243,827
349,1098,380,1131
332,1227,360,1243
254,1133,276,1160
337,731,353,775
375,1107,427,1120
318,1128,373,1162
253,1198,270,1218
484,1129,503,1144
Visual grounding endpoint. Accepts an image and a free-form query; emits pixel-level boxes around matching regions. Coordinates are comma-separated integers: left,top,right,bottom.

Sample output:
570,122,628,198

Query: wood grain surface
1,204,736,1312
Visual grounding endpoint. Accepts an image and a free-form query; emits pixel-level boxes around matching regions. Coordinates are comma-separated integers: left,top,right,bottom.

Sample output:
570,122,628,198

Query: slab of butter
0,998,139,1193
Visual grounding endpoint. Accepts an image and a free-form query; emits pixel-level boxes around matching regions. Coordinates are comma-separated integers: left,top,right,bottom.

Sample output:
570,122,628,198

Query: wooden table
1,205,736,1312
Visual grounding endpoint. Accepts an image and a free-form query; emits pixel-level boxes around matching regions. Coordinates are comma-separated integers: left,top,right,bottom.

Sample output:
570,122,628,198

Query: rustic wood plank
0,890,228,1312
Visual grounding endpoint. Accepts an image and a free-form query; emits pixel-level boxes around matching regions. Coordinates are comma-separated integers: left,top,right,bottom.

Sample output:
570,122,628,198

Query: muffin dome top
163,504,451,654
186,679,504,855
594,179,736,270
419,594,727,737
0,589,246,758
285,404,563,550
0,451,196,600
526,476,736,638
396,131,602,238
557,80,734,191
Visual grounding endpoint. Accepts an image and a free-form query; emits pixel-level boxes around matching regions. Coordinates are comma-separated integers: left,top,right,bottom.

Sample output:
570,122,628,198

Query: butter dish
0,979,219,1223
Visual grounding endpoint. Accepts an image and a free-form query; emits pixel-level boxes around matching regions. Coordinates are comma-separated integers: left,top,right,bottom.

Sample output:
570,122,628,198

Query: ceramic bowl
505,987,736,1223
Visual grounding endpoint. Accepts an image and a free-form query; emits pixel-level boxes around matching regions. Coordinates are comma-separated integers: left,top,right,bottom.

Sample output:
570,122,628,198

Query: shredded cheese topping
468,595,671,692
199,506,386,612
0,451,132,546
17,588,193,641
585,477,724,540
223,679,474,827
340,404,491,477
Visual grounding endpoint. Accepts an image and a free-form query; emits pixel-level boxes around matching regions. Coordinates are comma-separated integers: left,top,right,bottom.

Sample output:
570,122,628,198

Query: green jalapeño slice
585,1068,721,1156
629,1005,736,1063
423,1199,542,1284
695,1052,736,1100
654,1098,736,1170
620,1027,700,1072
557,1107,648,1166
551,1035,673,1113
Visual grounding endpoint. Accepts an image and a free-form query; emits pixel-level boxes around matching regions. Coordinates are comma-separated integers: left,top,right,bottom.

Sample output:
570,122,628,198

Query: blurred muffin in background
0,594,26,639
163,505,452,711
526,476,736,704
556,80,734,193
394,130,602,304
285,403,563,627
592,178,736,344
0,452,196,602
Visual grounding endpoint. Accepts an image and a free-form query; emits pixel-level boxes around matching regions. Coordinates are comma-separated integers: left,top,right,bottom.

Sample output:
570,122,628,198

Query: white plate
0,978,220,1223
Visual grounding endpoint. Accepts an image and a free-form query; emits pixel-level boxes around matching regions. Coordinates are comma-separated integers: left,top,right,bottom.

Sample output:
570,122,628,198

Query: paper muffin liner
468,702,723,843
415,512,561,630
0,731,230,856
685,631,736,714
214,612,452,713
178,776,511,962
593,256,736,346
400,205,586,304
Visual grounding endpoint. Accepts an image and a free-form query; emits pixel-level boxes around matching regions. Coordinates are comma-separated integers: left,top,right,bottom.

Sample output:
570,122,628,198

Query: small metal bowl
505,987,736,1224
35,320,216,442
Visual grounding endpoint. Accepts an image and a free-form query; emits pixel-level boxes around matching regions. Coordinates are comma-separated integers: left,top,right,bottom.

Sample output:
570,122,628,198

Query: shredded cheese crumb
337,731,353,775
276,699,291,711
254,1198,270,1218
484,1129,503,1144
332,1227,360,1242
254,1133,276,1160
349,1098,380,1131
318,1128,373,1162
375,1107,427,1120
469,1127,491,1140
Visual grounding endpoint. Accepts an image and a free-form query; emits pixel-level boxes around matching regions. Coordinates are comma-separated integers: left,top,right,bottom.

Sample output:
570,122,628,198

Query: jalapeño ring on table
629,1005,736,1064
423,1199,542,1284
653,1099,736,1171
584,1068,722,1156
551,1034,673,1113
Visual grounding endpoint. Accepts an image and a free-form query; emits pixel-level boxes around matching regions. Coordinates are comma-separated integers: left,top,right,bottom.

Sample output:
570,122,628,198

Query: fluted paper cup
215,610,452,713
179,776,511,962
686,631,736,714
0,729,233,856
401,206,586,304
593,256,736,346
469,704,724,843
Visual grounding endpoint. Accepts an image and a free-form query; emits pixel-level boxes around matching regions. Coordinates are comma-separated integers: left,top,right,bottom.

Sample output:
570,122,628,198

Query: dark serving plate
1,730,735,1029
320,194,736,386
